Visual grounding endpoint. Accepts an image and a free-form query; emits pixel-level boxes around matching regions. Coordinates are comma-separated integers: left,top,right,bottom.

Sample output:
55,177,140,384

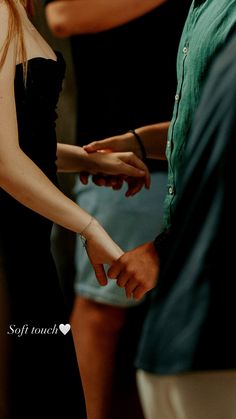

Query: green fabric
163,0,236,228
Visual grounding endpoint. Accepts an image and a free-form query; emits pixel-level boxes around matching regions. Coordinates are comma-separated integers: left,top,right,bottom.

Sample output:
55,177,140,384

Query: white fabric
137,369,236,419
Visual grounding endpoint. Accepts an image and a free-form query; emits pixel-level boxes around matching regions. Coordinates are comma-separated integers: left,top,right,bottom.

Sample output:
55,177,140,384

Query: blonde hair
0,0,34,82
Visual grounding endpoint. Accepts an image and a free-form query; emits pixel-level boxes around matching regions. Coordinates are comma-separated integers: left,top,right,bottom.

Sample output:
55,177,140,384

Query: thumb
84,139,118,153
107,260,122,279
91,262,108,286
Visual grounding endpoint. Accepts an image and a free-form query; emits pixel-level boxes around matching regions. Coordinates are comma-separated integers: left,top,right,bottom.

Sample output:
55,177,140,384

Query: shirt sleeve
153,229,171,260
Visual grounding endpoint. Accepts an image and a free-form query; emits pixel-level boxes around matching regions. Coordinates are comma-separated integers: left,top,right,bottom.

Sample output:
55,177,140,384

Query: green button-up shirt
164,0,236,228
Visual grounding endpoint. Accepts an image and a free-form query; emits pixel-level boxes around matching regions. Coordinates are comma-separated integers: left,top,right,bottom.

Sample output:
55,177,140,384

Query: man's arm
46,0,167,37
84,123,169,161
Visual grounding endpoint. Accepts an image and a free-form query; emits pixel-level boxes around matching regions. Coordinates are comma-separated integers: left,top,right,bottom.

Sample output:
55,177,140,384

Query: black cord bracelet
129,129,147,160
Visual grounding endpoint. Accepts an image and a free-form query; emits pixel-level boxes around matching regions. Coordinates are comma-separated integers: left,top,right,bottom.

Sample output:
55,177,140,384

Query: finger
116,272,130,288
107,261,122,279
126,178,144,196
112,181,123,190
122,153,151,187
110,176,124,190
117,162,146,178
92,263,108,286
93,175,118,187
80,172,89,185
124,279,139,298
84,138,120,153
126,176,150,193
132,285,147,301
92,175,107,187
101,175,121,187
125,178,144,197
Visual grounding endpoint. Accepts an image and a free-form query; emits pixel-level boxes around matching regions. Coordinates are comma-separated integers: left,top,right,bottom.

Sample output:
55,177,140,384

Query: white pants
137,369,236,419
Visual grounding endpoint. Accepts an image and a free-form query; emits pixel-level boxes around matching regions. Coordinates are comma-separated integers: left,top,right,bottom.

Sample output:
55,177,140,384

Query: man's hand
108,242,159,300
84,131,142,158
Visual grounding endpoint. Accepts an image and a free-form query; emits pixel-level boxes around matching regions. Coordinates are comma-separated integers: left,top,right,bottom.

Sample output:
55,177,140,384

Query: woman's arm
84,123,169,160
56,143,150,181
45,0,167,37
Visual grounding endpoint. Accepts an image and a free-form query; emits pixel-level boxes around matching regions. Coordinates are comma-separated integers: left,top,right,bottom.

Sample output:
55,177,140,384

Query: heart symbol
59,323,71,335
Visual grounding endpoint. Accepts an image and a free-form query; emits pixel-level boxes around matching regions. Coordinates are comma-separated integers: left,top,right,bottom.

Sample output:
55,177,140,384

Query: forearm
85,122,169,160
0,148,92,233
46,0,167,37
135,122,169,160
57,143,91,172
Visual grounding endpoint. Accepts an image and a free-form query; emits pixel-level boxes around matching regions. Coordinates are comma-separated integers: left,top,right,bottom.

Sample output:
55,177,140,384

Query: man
136,26,236,418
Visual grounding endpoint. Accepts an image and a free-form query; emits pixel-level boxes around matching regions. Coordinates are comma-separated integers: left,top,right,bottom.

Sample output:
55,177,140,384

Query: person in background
45,0,190,418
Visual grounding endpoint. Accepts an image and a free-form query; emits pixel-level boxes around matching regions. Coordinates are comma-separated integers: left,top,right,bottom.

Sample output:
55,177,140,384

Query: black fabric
0,52,86,418
136,28,236,374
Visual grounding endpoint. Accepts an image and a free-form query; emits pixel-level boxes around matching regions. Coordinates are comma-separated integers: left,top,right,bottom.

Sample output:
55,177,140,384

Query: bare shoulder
0,1,17,82
0,0,9,15
0,0,10,47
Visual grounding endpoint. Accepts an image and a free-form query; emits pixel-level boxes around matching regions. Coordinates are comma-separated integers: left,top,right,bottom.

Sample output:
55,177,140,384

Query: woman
0,1,149,418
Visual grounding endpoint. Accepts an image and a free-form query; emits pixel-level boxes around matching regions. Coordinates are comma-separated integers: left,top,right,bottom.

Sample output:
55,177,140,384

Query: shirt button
183,46,188,55
167,140,171,148
175,94,179,101
168,186,174,195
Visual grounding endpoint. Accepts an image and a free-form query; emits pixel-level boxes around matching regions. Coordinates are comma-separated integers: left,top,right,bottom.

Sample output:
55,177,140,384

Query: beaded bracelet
129,129,147,160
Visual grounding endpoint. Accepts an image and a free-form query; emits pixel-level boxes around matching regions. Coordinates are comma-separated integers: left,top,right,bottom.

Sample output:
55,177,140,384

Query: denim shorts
73,171,167,307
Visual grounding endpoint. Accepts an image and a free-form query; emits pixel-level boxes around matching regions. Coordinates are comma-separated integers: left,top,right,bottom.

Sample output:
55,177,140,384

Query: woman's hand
57,143,150,194
81,218,124,286
79,151,151,196
86,151,149,181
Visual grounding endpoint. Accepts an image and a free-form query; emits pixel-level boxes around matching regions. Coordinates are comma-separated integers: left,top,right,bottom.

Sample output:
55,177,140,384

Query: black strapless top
14,50,66,182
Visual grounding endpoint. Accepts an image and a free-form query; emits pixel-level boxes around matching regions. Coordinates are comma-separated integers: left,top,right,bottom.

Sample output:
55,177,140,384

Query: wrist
127,130,146,160
80,217,100,239
84,152,99,174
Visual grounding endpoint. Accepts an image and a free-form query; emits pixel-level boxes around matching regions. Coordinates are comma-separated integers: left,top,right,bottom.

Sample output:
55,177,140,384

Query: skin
84,123,169,160
57,143,151,196
46,0,167,37
108,242,160,299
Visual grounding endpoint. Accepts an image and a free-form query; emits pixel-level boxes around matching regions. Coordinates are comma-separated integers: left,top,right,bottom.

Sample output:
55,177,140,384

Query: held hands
108,242,159,300
82,219,158,300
